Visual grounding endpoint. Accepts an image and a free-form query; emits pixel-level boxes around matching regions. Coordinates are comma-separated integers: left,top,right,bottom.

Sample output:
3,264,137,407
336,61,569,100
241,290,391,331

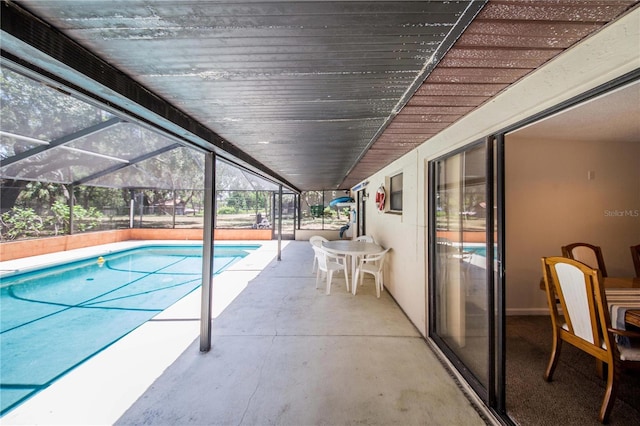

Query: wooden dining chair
561,242,608,277
631,244,640,278
541,256,640,423
312,246,349,295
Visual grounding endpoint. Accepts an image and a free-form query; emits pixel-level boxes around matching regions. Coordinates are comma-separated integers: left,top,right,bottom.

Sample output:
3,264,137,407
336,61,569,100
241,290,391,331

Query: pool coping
0,239,286,425
0,240,259,278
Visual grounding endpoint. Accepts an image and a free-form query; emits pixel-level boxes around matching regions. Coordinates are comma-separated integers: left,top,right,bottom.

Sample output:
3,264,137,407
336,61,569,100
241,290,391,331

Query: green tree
49,200,103,235
16,182,67,211
0,67,109,211
0,207,43,240
226,192,246,213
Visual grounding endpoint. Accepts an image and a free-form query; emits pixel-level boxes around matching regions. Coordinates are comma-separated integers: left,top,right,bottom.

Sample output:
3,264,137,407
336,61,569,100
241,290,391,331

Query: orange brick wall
213,229,272,240
128,229,203,241
1,228,273,261
435,231,488,243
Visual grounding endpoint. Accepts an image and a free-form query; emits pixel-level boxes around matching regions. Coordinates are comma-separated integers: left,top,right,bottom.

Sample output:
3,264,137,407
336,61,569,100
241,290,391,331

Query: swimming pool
457,243,497,259
464,245,488,257
0,244,258,415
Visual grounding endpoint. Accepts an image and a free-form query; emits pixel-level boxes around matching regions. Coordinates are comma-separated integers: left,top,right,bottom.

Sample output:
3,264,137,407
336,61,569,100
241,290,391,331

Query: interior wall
505,137,640,315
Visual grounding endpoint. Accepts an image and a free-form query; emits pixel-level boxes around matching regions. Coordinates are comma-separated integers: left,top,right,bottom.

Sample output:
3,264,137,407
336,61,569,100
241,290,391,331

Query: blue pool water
460,245,498,258
464,246,487,257
0,244,258,415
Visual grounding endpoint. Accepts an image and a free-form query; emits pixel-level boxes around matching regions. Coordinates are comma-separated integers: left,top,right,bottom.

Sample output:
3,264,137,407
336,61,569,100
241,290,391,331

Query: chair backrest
310,235,328,248
355,235,375,243
541,256,614,359
312,246,329,271
631,244,640,278
362,248,390,271
561,242,608,277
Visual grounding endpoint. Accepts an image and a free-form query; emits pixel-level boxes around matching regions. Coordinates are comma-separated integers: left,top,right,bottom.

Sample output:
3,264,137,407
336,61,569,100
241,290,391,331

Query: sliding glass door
428,139,502,407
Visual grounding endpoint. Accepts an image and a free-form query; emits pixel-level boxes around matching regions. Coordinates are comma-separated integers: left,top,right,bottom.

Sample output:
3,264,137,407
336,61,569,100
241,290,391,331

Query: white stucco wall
363,152,427,335
361,8,640,335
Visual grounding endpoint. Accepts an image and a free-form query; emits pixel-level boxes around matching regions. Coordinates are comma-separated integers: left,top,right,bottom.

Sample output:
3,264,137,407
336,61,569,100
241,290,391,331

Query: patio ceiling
1,1,638,191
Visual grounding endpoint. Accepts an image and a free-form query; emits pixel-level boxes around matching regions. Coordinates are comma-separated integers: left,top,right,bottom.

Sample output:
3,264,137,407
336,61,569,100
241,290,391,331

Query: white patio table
322,240,383,295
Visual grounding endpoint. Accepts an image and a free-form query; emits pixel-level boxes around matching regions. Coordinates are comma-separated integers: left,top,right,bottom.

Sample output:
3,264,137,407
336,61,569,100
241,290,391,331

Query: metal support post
68,184,74,235
200,152,215,352
277,184,282,261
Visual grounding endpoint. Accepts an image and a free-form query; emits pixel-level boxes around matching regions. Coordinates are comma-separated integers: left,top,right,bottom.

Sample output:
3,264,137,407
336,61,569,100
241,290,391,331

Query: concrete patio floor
115,241,492,426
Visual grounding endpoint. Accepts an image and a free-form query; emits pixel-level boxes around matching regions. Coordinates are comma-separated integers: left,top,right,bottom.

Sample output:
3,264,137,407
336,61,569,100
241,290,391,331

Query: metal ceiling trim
0,1,300,193
340,0,488,186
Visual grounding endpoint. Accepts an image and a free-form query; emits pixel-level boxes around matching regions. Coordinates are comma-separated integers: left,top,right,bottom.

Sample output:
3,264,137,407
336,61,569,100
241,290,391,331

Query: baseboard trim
506,308,548,316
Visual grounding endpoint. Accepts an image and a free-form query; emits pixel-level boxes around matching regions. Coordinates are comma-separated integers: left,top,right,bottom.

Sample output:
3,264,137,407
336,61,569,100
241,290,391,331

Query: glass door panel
431,143,490,391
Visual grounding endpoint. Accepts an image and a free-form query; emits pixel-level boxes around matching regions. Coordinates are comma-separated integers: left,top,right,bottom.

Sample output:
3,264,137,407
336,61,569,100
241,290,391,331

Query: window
389,173,403,212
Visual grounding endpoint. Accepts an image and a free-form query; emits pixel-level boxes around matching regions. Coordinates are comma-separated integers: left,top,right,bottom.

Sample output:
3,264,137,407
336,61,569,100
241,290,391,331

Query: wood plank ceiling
4,0,639,191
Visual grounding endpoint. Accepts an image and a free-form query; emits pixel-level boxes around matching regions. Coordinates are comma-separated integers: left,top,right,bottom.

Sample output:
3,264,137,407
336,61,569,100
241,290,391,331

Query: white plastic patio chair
354,248,390,297
312,245,349,295
310,235,348,274
309,235,328,273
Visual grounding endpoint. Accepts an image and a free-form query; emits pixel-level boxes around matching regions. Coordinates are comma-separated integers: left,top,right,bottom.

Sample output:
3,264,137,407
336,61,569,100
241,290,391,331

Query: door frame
426,69,639,423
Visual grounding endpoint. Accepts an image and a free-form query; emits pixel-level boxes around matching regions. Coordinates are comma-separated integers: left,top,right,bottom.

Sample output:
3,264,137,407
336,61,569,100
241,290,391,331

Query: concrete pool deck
1,240,282,425
1,240,494,425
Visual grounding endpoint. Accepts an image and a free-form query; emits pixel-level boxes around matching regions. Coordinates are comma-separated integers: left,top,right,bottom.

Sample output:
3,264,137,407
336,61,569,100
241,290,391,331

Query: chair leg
375,273,381,298
315,269,321,289
312,257,317,273
596,359,606,379
544,329,562,381
353,269,359,295
355,270,367,295
599,360,619,423
326,270,333,295
343,268,349,292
